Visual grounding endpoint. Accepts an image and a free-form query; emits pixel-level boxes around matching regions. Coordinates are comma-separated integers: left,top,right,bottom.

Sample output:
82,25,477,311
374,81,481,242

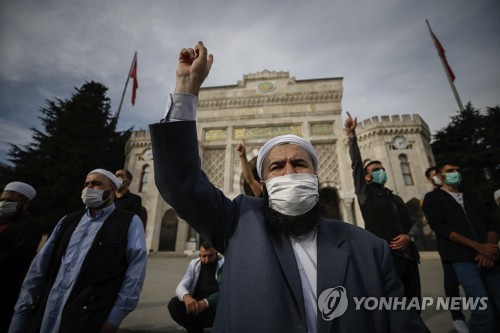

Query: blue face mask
444,172,461,186
371,169,388,185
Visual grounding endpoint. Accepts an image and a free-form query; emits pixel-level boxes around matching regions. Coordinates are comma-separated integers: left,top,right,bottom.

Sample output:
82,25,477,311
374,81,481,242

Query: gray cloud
1,0,499,164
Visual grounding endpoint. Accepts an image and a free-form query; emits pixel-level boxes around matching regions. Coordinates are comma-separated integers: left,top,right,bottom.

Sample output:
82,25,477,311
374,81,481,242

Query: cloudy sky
1,0,499,166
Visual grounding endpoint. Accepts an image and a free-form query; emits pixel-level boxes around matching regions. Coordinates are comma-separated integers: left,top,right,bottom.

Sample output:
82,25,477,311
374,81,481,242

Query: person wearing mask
423,162,500,333
0,182,42,333
114,169,142,217
168,240,223,333
421,166,442,204
149,41,428,332
423,167,468,332
9,169,147,333
344,112,423,309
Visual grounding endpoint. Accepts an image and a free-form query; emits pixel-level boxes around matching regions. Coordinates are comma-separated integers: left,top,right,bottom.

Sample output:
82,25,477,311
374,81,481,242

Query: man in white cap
9,169,147,333
494,189,500,207
149,41,429,332
0,182,42,333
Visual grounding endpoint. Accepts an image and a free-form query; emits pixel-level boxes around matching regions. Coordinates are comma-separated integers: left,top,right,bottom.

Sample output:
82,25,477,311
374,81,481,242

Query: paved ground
118,252,467,333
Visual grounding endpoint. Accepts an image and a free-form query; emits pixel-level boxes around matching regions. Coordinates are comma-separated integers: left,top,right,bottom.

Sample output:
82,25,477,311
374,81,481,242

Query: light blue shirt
9,204,147,333
290,229,318,333
163,93,198,122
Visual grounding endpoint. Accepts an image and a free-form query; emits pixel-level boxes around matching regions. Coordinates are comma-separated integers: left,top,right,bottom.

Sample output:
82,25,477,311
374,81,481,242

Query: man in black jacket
423,166,468,332
0,182,42,333
344,112,422,308
423,161,500,333
115,170,143,218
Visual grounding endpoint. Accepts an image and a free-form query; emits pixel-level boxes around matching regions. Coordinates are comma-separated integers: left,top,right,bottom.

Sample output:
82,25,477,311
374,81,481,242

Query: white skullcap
4,181,37,200
87,168,122,188
256,134,318,179
494,189,500,202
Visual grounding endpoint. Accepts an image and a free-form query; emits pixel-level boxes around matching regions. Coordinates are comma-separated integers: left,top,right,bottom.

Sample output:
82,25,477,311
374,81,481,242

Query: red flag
130,55,138,105
426,20,456,81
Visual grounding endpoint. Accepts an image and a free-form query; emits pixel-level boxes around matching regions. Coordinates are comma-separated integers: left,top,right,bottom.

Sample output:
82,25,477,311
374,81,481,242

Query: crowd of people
1,40,499,333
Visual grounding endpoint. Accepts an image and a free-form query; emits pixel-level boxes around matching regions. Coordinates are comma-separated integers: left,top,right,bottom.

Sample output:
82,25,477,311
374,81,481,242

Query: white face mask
0,201,19,217
265,173,319,216
432,175,442,186
81,187,110,208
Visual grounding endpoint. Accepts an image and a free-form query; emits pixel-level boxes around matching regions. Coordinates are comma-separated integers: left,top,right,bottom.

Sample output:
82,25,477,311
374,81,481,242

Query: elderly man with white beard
149,41,429,333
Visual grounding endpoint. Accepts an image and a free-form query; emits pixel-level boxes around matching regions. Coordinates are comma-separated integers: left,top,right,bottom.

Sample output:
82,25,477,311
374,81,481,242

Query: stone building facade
124,71,436,254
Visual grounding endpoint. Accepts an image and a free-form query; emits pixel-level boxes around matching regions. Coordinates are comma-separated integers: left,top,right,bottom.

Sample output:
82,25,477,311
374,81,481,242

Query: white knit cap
494,189,500,202
256,134,318,179
4,181,37,200
87,168,122,188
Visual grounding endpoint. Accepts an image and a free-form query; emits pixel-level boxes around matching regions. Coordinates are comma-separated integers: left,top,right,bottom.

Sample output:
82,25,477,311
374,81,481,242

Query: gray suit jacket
150,121,428,333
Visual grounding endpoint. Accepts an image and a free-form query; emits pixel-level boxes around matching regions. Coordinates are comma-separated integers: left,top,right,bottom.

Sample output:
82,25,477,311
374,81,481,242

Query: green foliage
7,81,131,232
432,102,500,217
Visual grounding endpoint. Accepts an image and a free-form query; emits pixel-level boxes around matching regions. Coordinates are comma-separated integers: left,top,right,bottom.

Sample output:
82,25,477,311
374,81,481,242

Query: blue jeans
452,262,500,333
442,261,466,320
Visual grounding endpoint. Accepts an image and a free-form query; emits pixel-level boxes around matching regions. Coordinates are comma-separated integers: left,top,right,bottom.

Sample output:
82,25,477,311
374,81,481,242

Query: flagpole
113,51,137,127
426,20,464,112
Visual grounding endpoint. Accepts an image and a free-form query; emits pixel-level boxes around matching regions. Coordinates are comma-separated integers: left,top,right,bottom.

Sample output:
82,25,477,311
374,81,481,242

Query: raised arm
344,112,368,204
150,42,237,254
236,142,262,197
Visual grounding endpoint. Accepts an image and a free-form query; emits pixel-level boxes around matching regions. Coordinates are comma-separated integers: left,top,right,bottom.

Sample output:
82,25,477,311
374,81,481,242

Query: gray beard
263,203,321,237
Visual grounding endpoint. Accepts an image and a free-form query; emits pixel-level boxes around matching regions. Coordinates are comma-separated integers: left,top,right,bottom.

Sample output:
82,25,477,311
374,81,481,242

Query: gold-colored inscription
204,129,227,141
310,123,334,136
234,125,303,140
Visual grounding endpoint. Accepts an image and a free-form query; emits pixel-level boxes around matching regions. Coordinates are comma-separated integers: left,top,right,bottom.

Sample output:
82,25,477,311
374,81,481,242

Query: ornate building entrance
124,70,436,254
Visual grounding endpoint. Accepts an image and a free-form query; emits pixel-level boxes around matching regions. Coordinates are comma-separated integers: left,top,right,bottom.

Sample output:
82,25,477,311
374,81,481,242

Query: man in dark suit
150,41,429,332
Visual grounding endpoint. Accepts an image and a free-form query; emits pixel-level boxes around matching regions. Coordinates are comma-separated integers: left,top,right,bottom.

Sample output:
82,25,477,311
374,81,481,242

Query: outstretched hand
175,41,214,96
344,111,357,137
236,142,247,158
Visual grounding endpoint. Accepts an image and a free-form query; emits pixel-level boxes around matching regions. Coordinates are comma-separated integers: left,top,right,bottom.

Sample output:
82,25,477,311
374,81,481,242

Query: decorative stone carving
202,148,225,189
314,143,340,187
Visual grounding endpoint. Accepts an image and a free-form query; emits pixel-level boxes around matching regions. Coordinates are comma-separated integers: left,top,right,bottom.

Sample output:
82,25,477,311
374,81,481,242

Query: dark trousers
0,307,13,333
168,297,216,333
0,293,17,333
392,254,422,314
442,261,466,321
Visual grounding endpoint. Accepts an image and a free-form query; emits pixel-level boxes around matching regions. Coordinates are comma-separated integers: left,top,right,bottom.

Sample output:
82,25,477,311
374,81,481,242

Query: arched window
399,154,414,185
159,209,178,251
139,165,150,192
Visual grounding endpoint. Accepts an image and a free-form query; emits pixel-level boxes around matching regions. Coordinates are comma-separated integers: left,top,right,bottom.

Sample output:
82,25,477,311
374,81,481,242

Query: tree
431,102,500,217
7,81,131,232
